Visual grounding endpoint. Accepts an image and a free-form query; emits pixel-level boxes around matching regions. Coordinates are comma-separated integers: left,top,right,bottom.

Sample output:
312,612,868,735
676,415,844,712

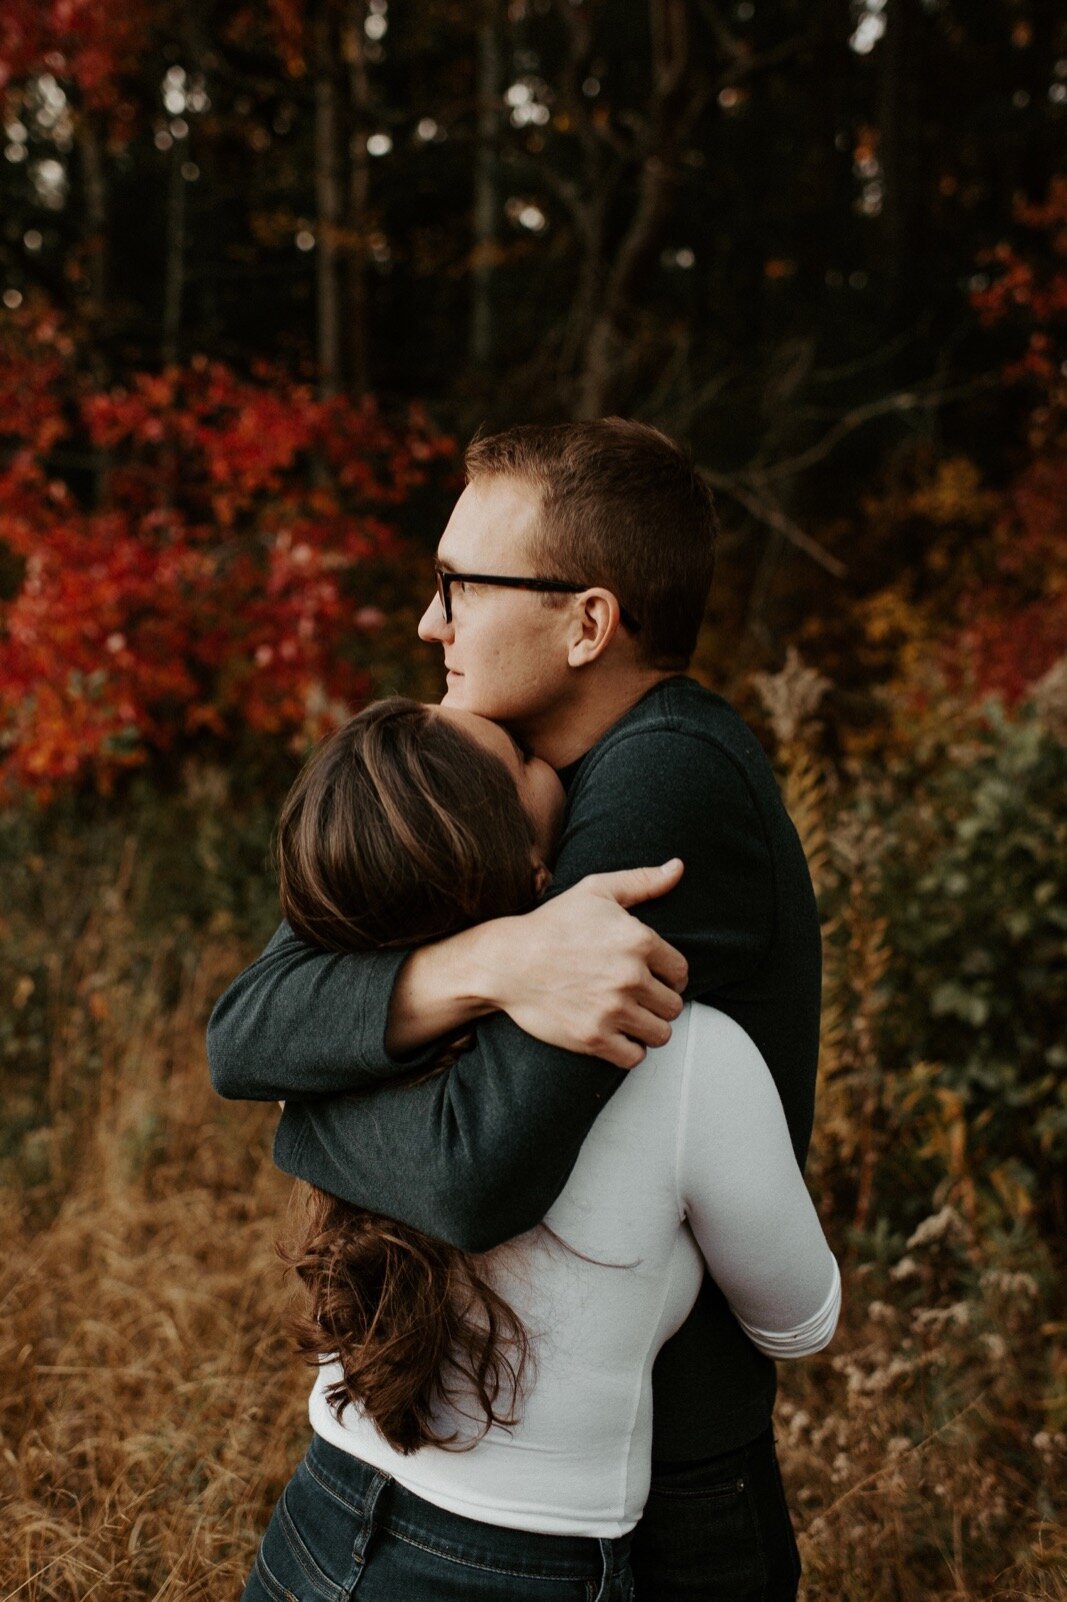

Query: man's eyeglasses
435,567,641,632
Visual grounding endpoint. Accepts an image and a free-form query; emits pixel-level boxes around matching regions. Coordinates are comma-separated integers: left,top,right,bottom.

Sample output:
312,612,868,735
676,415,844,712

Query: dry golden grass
1,922,309,1602
779,1263,1067,1601
1,878,1064,1600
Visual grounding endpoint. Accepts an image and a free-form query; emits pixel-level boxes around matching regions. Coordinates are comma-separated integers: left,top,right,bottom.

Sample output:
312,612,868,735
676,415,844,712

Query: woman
242,696,840,1602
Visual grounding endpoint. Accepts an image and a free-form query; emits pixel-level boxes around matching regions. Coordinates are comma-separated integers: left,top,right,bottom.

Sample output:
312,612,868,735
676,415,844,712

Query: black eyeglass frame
435,568,641,632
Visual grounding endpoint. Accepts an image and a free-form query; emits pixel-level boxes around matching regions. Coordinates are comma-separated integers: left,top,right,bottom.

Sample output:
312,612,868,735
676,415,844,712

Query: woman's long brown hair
276,697,541,1455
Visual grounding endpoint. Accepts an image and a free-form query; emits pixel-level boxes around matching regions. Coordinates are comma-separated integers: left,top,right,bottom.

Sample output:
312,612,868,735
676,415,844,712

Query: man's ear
566,589,623,668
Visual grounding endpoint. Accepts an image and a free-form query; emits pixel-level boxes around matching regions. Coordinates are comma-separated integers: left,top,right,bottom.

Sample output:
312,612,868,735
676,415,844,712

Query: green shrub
815,702,1067,1241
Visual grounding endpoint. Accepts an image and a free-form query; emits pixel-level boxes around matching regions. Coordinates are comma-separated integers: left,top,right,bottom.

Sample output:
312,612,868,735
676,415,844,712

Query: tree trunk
161,142,186,366
877,0,923,312
1019,0,1057,203
314,3,344,399
574,0,698,418
342,3,372,396
575,154,679,418
470,0,502,370
80,115,108,329
79,111,112,506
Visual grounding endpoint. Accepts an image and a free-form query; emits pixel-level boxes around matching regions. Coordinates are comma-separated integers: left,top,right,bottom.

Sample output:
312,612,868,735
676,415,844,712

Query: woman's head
277,697,564,953
277,697,566,1455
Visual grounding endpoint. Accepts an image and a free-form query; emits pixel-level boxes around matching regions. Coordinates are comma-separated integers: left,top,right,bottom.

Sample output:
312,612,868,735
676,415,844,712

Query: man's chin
441,678,506,720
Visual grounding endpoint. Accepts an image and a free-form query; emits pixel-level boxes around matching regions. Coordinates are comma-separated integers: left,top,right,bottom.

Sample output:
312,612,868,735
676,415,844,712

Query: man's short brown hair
464,418,718,671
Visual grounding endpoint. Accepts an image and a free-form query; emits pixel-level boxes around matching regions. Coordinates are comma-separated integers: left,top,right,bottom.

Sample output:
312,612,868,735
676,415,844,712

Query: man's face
417,477,574,733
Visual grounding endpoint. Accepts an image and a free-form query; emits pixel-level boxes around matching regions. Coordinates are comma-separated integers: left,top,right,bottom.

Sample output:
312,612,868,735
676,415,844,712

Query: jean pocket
349,1526,601,1602
253,1462,362,1602
646,1471,747,1502
633,1476,766,1601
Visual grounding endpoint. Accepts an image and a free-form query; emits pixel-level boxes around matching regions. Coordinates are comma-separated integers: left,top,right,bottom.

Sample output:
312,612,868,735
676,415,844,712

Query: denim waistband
305,1432,632,1583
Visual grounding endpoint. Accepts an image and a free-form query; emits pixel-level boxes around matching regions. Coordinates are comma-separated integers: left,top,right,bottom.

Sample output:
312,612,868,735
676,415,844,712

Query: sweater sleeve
272,1019,622,1252
207,923,438,1101
676,1005,840,1358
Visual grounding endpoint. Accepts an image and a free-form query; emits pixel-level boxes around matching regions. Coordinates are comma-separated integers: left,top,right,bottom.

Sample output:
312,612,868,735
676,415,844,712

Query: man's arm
274,731,775,1251
272,1013,623,1252
207,925,431,1100
207,867,687,1102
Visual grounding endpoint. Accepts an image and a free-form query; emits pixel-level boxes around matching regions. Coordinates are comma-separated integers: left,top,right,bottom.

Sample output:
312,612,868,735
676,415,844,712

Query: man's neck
524,669,677,770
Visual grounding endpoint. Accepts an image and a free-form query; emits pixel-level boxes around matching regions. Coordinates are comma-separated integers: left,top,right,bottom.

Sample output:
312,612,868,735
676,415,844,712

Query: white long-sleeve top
310,1003,840,1537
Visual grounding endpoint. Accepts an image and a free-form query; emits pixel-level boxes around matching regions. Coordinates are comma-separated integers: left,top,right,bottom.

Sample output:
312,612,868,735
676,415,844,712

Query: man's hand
488,860,689,1068
384,860,688,1065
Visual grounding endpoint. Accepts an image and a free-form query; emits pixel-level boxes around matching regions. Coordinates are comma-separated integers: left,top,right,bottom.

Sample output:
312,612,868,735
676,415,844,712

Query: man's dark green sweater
207,675,822,1460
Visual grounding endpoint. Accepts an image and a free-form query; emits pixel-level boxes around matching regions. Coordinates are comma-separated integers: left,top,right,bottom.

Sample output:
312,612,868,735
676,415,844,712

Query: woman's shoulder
613,1003,767,1097
596,1005,776,1149
680,1003,777,1102
683,999,763,1052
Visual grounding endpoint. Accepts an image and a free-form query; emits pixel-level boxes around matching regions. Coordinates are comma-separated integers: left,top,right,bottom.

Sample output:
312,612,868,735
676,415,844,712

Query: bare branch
809,322,932,387
698,0,746,59
698,0,806,90
699,470,848,577
552,0,633,161
500,148,586,225
652,363,740,433
635,335,694,420
751,374,1000,485
715,32,804,90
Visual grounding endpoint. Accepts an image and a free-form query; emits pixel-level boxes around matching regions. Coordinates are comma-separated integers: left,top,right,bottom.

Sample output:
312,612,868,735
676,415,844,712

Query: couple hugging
209,418,840,1602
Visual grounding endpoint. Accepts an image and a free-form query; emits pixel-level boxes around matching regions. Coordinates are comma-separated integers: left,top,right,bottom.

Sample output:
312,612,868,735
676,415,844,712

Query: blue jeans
629,1427,801,1601
241,1433,634,1602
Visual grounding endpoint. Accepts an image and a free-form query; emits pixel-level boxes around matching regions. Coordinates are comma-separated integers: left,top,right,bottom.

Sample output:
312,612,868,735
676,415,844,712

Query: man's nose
418,595,451,644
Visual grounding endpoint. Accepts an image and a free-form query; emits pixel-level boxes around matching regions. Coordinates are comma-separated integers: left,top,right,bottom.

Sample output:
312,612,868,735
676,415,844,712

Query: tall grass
1,716,1064,1600
1,904,308,1601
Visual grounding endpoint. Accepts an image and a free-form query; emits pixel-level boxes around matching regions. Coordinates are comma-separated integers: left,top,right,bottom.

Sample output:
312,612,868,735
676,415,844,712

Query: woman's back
310,1003,839,1537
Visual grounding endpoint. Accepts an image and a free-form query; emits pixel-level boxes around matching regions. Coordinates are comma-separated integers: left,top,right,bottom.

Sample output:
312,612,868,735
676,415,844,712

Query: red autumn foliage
0,1,153,115
942,459,1067,707
0,309,456,798
947,181,1067,704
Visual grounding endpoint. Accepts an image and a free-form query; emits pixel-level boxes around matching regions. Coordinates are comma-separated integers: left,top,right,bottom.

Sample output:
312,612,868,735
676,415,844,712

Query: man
209,418,822,1599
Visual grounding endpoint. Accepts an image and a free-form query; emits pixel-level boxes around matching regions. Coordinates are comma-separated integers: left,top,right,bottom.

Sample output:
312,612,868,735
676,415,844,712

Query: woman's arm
677,1006,840,1358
